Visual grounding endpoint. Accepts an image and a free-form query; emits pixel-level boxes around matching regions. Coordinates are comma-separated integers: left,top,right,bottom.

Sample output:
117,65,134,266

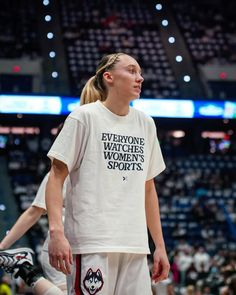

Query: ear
87,268,93,276
96,269,102,279
103,71,113,84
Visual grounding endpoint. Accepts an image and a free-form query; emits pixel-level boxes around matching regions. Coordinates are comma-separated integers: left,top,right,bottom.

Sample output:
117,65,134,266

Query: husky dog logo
83,268,104,295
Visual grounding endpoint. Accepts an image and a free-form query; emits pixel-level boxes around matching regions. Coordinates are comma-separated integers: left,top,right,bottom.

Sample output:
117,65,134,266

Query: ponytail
80,76,106,105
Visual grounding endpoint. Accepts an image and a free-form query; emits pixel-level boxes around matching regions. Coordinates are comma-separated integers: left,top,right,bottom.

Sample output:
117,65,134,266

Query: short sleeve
31,174,49,210
146,120,166,180
47,117,87,172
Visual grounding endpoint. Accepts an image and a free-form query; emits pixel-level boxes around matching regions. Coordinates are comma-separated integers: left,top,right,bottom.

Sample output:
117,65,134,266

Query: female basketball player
46,52,170,294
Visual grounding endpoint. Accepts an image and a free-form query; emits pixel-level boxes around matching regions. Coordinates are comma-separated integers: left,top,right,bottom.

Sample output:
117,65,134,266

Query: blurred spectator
193,247,211,273
184,285,196,295
0,275,12,295
185,263,198,286
176,249,193,286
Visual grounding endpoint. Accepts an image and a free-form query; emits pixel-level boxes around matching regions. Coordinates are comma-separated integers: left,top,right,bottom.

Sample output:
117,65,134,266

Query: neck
103,96,130,116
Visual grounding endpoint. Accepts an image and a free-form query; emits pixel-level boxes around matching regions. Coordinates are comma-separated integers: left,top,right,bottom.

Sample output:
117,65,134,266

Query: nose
137,73,144,83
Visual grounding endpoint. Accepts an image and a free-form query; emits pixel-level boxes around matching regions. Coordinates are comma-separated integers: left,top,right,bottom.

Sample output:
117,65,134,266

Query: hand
48,231,73,275
152,247,170,283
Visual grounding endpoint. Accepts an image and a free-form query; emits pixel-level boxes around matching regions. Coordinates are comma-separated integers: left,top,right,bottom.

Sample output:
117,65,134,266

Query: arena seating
1,0,235,100
156,154,236,253
0,1,41,59
60,0,180,98
172,0,236,65
4,131,236,265
0,1,236,291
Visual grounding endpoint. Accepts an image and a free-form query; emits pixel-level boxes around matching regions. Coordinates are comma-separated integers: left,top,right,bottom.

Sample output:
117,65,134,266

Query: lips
134,85,141,91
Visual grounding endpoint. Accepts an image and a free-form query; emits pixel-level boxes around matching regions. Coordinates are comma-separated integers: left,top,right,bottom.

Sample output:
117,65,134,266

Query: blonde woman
46,53,170,295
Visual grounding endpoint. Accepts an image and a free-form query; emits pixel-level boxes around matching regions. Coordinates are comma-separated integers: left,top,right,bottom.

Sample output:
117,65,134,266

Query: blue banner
0,95,236,119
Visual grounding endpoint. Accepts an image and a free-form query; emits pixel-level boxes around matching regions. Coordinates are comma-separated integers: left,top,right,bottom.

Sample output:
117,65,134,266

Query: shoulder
132,107,156,128
62,102,100,129
69,102,98,120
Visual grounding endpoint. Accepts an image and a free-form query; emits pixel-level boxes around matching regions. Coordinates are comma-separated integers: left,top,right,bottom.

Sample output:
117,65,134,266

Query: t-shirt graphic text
101,132,145,171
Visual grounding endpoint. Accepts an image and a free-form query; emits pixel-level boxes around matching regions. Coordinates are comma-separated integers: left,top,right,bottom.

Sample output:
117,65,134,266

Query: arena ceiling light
161,20,168,26
45,15,52,22
51,71,58,78
155,4,162,10
47,32,54,39
49,51,56,58
183,75,191,82
176,55,183,62
43,0,49,5
168,37,175,44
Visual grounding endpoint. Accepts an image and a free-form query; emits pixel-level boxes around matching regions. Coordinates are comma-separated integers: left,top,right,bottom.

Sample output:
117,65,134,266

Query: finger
69,248,73,265
65,257,72,274
152,264,169,283
57,258,68,274
49,254,60,269
152,263,163,280
154,271,168,283
152,270,162,282
152,259,161,277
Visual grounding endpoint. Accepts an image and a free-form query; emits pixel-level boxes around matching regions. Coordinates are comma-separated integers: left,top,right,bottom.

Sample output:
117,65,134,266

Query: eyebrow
126,64,142,72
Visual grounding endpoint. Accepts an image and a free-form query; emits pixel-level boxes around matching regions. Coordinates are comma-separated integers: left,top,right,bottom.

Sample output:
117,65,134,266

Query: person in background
0,248,64,295
0,124,69,294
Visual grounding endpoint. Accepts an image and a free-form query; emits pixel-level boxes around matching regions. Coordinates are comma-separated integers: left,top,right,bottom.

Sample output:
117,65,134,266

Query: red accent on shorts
74,254,83,295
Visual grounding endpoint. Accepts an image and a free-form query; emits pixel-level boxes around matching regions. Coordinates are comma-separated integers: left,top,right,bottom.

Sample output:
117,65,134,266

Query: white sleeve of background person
47,116,87,172
31,173,69,211
31,173,49,210
146,118,166,180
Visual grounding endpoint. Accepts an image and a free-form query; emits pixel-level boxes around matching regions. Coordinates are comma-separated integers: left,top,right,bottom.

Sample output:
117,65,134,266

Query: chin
133,92,141,99
129,97,139,103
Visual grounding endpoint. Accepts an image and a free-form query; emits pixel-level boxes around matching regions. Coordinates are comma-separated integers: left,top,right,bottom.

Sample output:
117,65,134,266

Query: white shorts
67,253,152,295
40,250,67,292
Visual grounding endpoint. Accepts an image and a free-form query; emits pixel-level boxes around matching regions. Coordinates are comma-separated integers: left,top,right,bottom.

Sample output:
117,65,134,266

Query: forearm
0,207,43,249
45,160,68,237
145,179,166,249
45,160,72,274
46,176,64,235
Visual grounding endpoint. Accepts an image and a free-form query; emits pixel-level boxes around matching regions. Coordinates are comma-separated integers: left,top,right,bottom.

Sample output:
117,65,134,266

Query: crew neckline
96,100,133,121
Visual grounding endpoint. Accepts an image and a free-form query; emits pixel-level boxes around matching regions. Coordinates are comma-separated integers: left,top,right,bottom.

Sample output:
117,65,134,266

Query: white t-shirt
32,173,70,251
48,100,165,254
32,173,50,211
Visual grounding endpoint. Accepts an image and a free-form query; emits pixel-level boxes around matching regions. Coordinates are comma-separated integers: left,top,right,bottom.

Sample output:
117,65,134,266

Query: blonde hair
80,52,125,105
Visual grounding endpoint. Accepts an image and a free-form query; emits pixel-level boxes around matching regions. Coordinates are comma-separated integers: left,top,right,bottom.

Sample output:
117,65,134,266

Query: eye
129,68,136,74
